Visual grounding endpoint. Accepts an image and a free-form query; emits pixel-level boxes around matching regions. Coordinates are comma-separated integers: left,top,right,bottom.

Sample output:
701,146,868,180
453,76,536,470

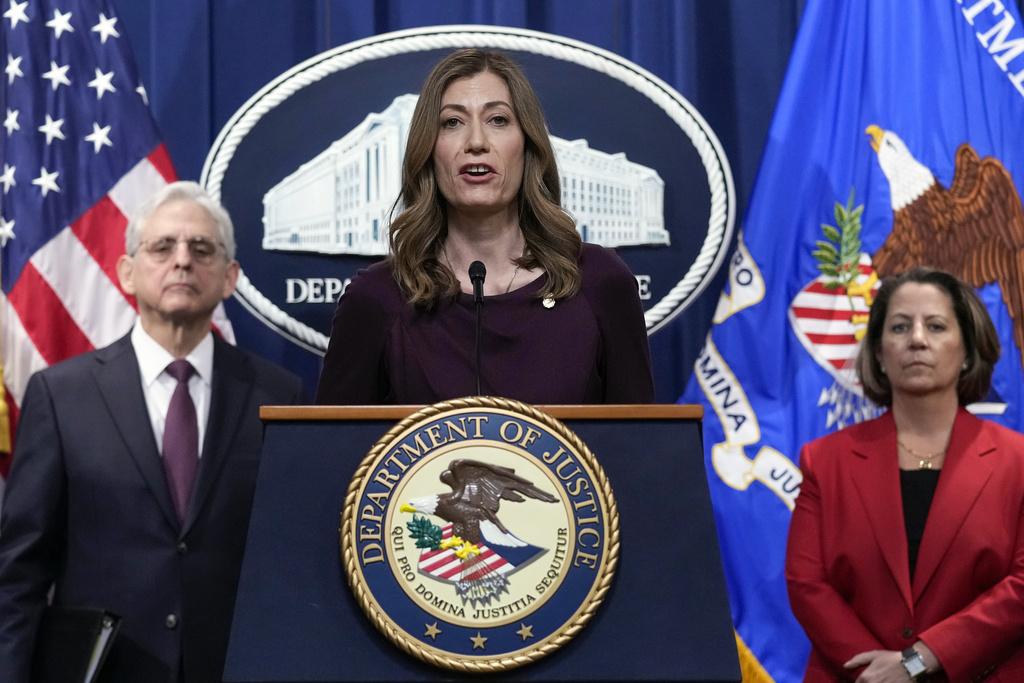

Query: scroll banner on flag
681,1,1024,680
0,0,234,496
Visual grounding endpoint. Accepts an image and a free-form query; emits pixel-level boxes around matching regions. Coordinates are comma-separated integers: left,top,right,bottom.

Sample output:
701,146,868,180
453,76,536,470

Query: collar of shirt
131,320,214,388
130,319,214,457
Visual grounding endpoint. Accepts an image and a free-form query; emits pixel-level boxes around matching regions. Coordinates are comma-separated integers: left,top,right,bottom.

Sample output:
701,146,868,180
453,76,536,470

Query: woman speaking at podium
315,49,654,405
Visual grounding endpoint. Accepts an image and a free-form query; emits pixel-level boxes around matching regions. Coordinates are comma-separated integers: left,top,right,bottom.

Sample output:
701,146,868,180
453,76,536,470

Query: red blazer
786,408,1024,682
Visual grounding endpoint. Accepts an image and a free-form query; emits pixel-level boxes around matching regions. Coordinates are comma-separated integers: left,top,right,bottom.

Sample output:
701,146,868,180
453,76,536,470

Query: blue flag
681,1,1024,681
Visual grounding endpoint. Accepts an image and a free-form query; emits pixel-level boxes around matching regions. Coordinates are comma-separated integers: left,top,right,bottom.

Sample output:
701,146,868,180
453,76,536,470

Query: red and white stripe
417,524,513,581
788,264,879,388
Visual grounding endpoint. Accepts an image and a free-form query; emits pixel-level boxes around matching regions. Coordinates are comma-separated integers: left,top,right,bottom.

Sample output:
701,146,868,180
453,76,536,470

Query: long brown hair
388,49,582,309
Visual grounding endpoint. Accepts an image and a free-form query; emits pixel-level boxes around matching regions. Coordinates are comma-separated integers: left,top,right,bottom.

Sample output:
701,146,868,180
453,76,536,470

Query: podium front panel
225,411,739,682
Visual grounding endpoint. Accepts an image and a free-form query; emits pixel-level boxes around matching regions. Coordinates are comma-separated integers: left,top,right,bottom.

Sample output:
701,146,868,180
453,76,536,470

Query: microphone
469,261,486,304
468,261,486,395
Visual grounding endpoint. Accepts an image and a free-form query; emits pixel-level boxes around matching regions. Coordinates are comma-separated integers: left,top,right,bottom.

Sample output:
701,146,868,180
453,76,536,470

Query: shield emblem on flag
789,259,880,392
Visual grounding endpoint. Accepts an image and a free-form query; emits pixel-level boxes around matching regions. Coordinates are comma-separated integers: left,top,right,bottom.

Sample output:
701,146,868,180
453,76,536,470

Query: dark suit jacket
786,408,1024,683
0,333,304,683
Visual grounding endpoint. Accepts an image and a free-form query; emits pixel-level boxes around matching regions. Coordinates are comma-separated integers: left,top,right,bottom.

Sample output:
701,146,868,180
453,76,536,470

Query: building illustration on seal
261,94,669,255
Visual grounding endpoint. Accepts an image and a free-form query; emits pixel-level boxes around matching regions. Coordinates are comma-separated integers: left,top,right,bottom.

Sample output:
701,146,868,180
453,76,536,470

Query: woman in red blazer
786,267,1024,682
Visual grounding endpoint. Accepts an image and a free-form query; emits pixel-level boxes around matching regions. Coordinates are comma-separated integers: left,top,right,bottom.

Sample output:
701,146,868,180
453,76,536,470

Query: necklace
897,437,947,470
441,242,523,294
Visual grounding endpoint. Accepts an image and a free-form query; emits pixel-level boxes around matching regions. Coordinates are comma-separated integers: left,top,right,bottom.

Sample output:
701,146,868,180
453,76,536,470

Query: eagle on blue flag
866,126,1024,368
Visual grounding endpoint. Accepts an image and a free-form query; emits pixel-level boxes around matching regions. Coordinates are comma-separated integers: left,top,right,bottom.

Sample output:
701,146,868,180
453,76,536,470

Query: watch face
903,650,927,676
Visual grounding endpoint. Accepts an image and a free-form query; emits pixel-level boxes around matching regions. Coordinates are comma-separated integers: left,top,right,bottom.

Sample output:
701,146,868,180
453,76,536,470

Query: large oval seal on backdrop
201,25,735,353
340,397,618,672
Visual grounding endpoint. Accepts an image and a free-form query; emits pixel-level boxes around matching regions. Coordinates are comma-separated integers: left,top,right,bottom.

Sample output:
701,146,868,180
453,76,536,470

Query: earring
879,365,887,375
962,360,969,371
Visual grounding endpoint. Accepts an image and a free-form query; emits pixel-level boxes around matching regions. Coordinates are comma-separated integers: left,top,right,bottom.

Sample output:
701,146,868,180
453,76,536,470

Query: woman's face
432,71,525,223
876,282,966,400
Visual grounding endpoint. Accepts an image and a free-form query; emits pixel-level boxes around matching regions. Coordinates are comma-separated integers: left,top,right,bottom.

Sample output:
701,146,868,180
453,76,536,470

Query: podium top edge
260,404,703,421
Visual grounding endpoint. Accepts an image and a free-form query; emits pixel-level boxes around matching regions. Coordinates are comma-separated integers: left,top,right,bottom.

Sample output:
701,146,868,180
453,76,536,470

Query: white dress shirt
131,319,213,458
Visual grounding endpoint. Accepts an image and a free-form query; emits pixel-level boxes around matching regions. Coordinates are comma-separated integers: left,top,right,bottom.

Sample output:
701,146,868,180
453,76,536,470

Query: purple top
315,243,655,405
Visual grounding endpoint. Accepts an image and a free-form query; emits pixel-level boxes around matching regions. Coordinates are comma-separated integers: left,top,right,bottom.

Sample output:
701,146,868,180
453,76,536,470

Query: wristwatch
901,647,928,680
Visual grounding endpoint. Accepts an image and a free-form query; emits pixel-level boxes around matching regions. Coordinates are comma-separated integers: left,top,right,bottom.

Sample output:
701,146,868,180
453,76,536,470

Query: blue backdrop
113,0,806,401
101,3,1024,681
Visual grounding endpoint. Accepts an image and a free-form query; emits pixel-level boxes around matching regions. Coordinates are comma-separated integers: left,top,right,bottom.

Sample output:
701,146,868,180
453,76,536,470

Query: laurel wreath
339,396,621,673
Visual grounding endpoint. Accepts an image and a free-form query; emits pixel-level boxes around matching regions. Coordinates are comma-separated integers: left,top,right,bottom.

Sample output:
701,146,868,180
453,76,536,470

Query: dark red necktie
162,360,198,521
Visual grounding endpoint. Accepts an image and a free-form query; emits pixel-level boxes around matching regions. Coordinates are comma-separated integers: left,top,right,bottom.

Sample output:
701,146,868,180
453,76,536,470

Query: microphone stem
475,298,482,396
467,260,486,397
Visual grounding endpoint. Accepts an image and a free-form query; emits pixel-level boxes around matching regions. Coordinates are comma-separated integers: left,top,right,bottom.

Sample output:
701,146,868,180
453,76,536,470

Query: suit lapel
912,408,994,601
850,412,915,611
92,334,180,529
182,337,253,533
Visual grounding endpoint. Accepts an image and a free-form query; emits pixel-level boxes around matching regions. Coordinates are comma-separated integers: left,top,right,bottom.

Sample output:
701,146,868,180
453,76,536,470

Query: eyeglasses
137,236,225,265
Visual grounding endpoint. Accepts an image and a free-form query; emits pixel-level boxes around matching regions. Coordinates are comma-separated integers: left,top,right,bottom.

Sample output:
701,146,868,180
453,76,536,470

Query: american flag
0,0,230,489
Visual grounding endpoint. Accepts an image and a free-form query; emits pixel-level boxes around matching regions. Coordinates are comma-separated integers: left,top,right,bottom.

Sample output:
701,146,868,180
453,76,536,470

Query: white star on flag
3,0,29,29
31,167,60,196
87,68,115,99
91,12,118,43
84,122,112,153
5,54,23,84
45,9,74,38
0,215,15,247
0,163,15,193
41,60,71,90
37,114,65,144
136,83,148,106
3,108,18,135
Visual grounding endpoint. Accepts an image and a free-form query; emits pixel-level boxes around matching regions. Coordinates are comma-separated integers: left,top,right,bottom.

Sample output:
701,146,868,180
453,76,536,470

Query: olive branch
813,189,864,308
406,514,443,550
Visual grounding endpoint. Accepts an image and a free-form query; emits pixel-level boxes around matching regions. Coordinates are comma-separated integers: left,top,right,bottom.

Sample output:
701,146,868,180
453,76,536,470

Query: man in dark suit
0,181,304,682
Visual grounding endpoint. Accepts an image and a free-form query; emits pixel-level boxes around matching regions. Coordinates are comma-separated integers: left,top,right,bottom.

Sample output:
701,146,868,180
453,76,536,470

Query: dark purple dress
315,243,655,405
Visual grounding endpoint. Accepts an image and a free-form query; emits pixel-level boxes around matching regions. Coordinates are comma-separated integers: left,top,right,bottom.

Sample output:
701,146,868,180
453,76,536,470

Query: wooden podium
223,404,740,682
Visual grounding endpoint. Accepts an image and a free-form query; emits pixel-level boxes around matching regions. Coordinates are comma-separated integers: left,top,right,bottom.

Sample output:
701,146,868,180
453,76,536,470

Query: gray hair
125,181,237,261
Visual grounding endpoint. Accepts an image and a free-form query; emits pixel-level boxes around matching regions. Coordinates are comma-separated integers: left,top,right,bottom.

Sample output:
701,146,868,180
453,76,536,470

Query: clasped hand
845,650,913,682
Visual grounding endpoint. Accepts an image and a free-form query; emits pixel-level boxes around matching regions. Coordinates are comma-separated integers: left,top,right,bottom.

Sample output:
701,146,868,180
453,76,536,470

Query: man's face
117,199,239,327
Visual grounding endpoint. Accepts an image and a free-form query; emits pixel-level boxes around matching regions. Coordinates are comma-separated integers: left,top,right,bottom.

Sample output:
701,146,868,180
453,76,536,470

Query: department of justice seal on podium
341,397,619,672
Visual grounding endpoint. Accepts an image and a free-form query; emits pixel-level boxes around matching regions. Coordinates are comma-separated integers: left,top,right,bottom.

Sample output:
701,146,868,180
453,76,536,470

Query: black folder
32,606,121,683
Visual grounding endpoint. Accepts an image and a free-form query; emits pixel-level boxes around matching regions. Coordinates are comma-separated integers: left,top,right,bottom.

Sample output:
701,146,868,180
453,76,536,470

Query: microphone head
469,261,486,283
